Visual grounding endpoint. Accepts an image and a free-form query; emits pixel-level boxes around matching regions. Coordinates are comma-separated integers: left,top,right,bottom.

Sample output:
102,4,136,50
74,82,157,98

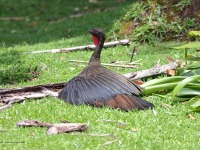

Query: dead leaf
60,57,66,60
160,103,172,109
188,114,196,120
133,80,144,85
118,122,126,127
131,128,140,132
31,132,36,136
167,69,175,76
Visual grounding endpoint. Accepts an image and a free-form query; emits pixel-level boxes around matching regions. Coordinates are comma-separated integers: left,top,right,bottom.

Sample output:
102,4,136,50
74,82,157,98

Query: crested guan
58,28,154,111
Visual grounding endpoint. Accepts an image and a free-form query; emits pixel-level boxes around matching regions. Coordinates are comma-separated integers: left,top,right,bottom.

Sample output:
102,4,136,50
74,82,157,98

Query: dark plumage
58,28,154,110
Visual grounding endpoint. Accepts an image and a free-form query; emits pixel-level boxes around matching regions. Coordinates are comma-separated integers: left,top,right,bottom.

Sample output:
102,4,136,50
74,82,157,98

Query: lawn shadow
0,0,134,47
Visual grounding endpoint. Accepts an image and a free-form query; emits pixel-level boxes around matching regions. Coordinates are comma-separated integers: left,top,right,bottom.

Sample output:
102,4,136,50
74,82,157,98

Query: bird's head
89,28,105,46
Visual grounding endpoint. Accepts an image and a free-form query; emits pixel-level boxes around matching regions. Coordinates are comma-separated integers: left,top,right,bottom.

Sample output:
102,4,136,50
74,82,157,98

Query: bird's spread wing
58,67,141,106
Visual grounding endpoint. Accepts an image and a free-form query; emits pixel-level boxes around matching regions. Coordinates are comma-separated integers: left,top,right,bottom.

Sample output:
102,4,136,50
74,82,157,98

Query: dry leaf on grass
188,114,196,120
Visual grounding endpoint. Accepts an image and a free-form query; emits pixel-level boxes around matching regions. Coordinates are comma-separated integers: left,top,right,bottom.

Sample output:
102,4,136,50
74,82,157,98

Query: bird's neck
89,37,105,65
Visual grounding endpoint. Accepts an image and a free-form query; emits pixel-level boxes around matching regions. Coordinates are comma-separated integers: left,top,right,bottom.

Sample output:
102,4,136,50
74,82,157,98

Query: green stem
185,48,188,59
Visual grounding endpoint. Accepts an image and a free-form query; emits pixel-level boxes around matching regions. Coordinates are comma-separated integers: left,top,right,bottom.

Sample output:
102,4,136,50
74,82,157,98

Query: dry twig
27,39,130,54
124,61,179,79
69,60,137,68
0,17,28,21
16,120,87,135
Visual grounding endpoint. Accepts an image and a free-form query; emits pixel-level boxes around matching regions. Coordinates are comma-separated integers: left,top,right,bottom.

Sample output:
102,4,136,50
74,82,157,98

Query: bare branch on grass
69,60,137,68
16,120,87,135
124,61,179,79
27,39,130,54
0,17,28,21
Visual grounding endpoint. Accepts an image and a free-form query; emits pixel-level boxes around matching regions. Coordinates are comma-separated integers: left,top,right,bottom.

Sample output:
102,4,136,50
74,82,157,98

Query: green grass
0,1,200,150
1,98,200,149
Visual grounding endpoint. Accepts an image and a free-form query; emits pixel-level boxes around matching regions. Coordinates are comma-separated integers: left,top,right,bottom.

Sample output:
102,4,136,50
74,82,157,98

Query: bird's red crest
92,35,99,46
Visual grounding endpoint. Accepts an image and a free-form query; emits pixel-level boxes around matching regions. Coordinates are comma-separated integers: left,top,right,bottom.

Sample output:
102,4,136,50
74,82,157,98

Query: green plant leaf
177,87,200,97
181,68,200,76
172,42,200,50
141,76,186,87
171,75,200,101
142,83,178,95
186,95,200,112
173,97,191,102
188,31,200,37
184,57,200,61
187,62,200,69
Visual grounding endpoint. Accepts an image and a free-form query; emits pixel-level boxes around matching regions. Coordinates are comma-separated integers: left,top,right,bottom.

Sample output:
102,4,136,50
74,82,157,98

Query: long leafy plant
142,31,200,111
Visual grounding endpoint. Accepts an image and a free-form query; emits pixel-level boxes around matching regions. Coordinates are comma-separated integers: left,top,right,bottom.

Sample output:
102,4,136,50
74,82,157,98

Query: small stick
16,120,52,127
27,39,130,54
0,104,12,111
130,46,136,62
0,17,28,21
69,133,117,138
103,139,118,145
69,60,137,68
96,119,126,124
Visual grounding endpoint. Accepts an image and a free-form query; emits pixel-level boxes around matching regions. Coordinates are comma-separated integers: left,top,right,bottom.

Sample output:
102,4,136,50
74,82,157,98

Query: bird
58,28,154,111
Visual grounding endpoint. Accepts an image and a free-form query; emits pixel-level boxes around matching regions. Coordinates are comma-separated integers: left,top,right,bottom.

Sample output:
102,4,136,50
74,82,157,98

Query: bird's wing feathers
58,67,142,105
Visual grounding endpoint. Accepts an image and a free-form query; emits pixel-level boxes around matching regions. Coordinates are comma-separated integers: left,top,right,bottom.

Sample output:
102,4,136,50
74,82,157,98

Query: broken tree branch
16,120,88,135
16,120,52,127
0,104,12,111
0,17,28,21
27,39,130,54
0,83,64,110
69,60,137,68
47,123,88,134
123,60,179,79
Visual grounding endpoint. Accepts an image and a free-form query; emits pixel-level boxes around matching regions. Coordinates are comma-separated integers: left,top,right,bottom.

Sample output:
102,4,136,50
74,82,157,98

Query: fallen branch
124,60,179,79
47,123,88,135
69,60,137,68
0,104,12,111
0,83,64,110
27,39,130,54
0,17,28,21
16,120,87,135
16,120,52,127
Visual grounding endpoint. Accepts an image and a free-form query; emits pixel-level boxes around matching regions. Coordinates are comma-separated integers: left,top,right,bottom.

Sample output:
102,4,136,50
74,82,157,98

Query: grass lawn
0,0,200,150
